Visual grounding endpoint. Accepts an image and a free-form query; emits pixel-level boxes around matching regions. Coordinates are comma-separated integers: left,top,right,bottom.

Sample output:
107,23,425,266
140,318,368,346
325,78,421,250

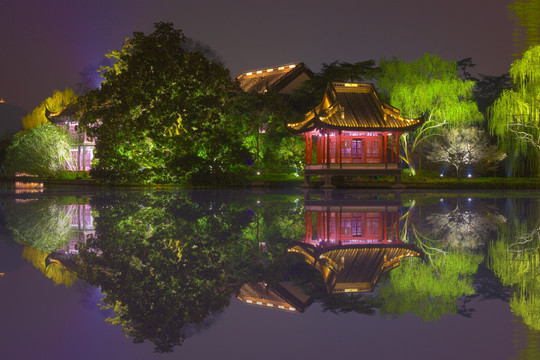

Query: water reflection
287,190,423,294
1,189,539,355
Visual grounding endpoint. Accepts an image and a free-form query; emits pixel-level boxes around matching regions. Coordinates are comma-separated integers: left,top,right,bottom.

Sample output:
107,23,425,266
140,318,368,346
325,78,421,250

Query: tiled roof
287,82,423,133
45,102,80,123
288,243,424,294
236,63,312,94
236,281,312,312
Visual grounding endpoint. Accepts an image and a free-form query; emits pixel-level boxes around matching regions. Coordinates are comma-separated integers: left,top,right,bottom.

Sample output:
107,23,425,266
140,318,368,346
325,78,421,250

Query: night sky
1,0,516,112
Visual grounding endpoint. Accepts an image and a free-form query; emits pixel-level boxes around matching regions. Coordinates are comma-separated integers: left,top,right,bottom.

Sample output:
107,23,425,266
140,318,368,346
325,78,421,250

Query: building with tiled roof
288,242,423,294
237,281,312,312
236,62,313,94
289,189,423,294
45,103,94,171
287,82,423,188
288,82,422,133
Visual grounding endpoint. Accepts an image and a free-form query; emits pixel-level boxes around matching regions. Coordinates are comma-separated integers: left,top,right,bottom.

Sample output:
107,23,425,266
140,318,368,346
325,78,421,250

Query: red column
321,136,324,163
384,211,387,242
317,212,321,240
390,135,394,163
326,133,330,165
317,136,321,163
338,131,342,166
379,134,383,163
305,135,309,164
384,134,388,165
395,132,400,164
309,212,312,240
339,212,342,243
309,136,312,163
334,133,339,164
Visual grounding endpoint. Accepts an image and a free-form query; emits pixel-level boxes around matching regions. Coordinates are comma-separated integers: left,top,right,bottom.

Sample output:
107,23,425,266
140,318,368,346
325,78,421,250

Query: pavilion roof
287,82,423,133
45,102,80,123
236,281,312,312
236,62,313,94
287,242,424,294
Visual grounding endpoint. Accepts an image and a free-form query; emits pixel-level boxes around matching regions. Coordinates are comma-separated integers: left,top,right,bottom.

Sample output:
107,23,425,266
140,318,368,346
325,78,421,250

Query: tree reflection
4,198,82,286
22,245,78,287
74,191,257,352
4,190,539,350
488,220,540,331
378,198,486,321
422,198,505,249
5,199,74,252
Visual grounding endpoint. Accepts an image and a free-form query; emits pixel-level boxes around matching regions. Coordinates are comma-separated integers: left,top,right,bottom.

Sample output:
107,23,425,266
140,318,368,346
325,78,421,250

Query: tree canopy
80,23,250,184
289,60,379,114
4,122,73,176
508,0,540,56
376,54,483,174
488,220,540,331
488,44,540,176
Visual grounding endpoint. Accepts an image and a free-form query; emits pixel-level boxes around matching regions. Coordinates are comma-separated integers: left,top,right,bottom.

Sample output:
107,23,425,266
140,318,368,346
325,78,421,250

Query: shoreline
2,176,540,190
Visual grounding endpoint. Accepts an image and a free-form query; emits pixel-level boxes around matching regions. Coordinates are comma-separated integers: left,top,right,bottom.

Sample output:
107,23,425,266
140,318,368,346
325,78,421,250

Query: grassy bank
2,171,539,190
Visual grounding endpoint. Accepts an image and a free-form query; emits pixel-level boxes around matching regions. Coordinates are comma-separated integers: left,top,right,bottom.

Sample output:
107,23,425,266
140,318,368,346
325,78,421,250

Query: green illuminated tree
76,191,258,352
426,127,506,179
488,222,540,331
379,251,482,321
232,91,303,173
377,54,483,175
80,23,249,184
488,44,540,176
379,199,484,321
4,198,74,252
508,0,540,55
4,122,74,176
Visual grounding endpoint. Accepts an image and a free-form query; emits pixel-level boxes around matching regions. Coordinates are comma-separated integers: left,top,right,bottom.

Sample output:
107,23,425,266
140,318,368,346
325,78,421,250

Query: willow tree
22,88,77,130
487,222,540,331
508,0,540,56
4,123,74,176
377,54,483,175
379,251,483,321
489,45,540,176
4,198,74,252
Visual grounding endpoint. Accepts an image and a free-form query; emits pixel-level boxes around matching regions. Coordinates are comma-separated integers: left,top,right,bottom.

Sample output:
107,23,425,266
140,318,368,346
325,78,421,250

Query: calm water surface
0,187,539,359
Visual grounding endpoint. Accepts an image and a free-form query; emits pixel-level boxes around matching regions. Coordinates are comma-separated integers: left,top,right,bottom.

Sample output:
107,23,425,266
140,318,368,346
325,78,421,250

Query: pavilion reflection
288,190,423,294
45,204,94,272
236,281,312,313
237,190,424,312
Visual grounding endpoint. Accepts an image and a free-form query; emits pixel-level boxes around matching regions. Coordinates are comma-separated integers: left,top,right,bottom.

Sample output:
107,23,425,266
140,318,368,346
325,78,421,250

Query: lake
1,187,539,359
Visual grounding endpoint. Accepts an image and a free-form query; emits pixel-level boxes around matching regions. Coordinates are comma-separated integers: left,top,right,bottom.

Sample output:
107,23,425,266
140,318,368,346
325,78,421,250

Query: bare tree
426,127,506,179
